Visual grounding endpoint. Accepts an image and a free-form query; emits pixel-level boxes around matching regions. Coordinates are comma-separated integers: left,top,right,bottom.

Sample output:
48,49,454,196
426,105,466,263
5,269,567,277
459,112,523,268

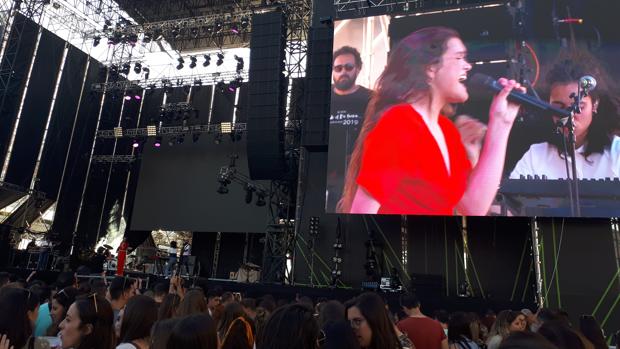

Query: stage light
93,36,101,47
192,133,200,143
235,55,244,72
216,80,226,93
191,27,199,38
147,125,157,136
132,139,140,148
133,62,142,74
124,95,132,101
114,127,123,138
172,26,180,38
220,122,232,134
143,32,152,43
227,79,241,92
203,54,211,67
176,57,184,70
240,17,249,29
214,134,222,144
256,194,266,207
154,136,162,148
189,56,197,69
134,94,141,100
127,33,138,45
194,79,202,86
177,135,185,144
143,67,150,80
215,21,223,32
216,52,224,66
121,63,131,75
231,24,239,34
168,137,176,146
217,184,229,194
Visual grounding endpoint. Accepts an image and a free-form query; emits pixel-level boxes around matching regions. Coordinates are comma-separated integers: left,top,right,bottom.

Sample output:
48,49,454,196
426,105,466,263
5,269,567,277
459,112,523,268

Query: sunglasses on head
333,63,355,73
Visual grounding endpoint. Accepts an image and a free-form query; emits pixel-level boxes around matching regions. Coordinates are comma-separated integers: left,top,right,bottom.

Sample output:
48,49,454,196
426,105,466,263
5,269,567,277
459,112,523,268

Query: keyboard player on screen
337,27,525,215
510,53,620,180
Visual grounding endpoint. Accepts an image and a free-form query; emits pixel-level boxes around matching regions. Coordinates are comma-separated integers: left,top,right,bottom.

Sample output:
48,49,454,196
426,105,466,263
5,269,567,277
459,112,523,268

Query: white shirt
510,136,620,180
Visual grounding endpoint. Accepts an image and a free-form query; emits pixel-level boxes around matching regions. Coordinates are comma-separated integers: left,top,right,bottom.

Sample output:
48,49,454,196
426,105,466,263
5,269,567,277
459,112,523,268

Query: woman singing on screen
510,53,620,179
337,27,525,215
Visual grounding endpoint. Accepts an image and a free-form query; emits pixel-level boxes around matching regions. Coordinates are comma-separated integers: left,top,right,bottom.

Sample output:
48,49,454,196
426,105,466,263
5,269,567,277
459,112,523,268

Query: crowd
0,269,614,349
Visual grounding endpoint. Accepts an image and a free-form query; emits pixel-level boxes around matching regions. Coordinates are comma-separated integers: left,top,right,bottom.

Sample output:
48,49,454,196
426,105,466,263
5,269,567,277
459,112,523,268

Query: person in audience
59,294,115,349
47,287,80,336
579,315,607,349
34,272,77,337
90,278,108,299
241,298,257,320
152,283,168,305
486,310,523,349
348,292,403,349
218,302,254,349
108,277,136,321
176,289,208,317
221,292,234,307
0,287,41,349
510,51,620,180
256,304,319,349
512,313,527,332
206,289,222,317
448,312,481,349
117,295,157,349
322,320,362,349
397,293,447,349
158,294,180,320
318,300,346,329
537,321,588,349
150,319,178,349
167,314,218,349
521,309,537,332
434,310,450,336
499,331,559,349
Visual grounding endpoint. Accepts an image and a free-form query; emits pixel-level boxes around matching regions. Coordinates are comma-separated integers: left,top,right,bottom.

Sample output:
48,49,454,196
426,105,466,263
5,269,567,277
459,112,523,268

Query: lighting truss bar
333,0,503,16
91,155,136,164
0,180,46,199
96,123,247,139
91,70,248,92
218,166,269,197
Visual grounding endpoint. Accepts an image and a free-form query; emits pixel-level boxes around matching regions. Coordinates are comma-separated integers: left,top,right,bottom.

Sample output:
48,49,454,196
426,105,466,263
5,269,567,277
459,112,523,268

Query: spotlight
171,26,180,37
143,32,152,43
132,139,140,148
231,23,239,34
216,52,224,66
194,79,202,86
154,136,162,148
93,36,101,47
235,55,244,72
133,62,142,74
127,33,138,45
134,94,142,100
143,67,150,80
227,79,240,93
215,21,223,32
177,134,185,144
216,80,226,93
124,95,132,101
240,17,249,29
176,57,184,70
147,125,157,136
256,194,266,207
113,126,123,138
203,54,211,67
121,63,131,75
220,122,233,134
189,56,197,69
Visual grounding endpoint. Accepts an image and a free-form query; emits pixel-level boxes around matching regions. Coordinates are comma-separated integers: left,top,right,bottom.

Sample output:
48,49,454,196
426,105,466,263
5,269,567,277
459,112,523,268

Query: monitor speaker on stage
246,10,288,180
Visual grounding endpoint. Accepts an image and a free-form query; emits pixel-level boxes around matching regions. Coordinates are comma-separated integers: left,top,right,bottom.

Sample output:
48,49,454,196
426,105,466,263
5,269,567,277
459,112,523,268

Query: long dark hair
176,289,208,317
448,312,474,343
218,302,254,349
338,27,461,212
150,319,178,349
579,315,607,349
0,287,40,349
544,50,620,160
349,292,402,349
166,314,218,349
120,295,158,344
256,304,319,349
48,286,80,335
73,294,116,349
158,293,181,320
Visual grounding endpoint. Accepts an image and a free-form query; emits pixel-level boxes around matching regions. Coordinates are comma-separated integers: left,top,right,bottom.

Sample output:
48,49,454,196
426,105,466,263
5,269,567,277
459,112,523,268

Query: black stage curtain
38,46,88,199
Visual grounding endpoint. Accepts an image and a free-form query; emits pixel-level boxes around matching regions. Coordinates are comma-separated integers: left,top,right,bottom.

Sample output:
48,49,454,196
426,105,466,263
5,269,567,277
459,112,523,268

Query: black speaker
301,26,333,151
246,10,288,180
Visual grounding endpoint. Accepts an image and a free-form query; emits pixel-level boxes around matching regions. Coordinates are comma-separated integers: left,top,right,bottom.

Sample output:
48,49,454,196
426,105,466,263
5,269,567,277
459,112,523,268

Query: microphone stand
565,85,588,217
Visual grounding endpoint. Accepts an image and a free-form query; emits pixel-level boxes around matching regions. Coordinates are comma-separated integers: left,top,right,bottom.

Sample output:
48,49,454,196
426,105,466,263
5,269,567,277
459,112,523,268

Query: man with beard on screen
326,46,373,211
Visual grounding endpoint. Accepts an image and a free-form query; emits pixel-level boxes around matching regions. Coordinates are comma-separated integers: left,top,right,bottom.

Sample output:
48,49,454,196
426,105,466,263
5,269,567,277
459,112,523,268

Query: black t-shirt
326,86,372,211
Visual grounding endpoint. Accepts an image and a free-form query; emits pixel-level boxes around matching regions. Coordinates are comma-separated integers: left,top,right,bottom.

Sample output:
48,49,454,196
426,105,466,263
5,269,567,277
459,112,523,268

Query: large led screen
326,2,620,217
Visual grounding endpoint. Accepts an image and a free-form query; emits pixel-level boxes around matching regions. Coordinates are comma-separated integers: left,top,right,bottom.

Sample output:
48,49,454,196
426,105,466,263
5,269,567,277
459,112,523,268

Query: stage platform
3,268,535,314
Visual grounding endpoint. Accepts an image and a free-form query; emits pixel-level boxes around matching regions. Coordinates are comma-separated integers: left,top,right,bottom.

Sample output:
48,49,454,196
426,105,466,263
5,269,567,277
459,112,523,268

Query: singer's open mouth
458,76,467,84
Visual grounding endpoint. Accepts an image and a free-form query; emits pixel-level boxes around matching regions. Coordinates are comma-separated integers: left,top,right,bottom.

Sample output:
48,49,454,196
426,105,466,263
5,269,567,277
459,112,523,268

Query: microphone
579,75,597,91
467,73,572,118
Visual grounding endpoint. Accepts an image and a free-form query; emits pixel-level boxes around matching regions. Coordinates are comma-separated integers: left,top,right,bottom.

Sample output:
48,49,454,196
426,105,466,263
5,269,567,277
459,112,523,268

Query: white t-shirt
168,247,177,257
510,136,620,180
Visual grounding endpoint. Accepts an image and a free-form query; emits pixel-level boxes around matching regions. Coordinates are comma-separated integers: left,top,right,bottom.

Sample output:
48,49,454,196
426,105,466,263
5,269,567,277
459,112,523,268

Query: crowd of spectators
0,269,615,349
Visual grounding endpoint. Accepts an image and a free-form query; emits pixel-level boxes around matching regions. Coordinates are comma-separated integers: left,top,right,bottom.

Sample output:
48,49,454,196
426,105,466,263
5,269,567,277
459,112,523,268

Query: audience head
219,302,254,349
490,310,521,338
322,320,362,349
347,292,400,349
59,294,115,349
158,294,181,320
0,287,40,349
218,302,248,336
448,312,474,342
153,282,168,301
55,272,77,290
538,321,586,349
120,295,158,344
167,314,218,349
241,298,257,319
89,279,107,299
399,292,421,311
221,292,234,306
258,297,275,313
176,289,208,317
206,289,222,310
499,331,560,349
109,276,136,304
579,315,607,349
257,304,319,349
150,319,178,349
318,300,345,328
50,287,80,331
170,241,177,249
